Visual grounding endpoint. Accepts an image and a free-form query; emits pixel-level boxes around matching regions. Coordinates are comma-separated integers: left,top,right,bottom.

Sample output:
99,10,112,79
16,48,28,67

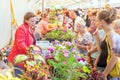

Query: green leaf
14,54,28,63
82,66,91,74
34,54,45,63
26,61,36,66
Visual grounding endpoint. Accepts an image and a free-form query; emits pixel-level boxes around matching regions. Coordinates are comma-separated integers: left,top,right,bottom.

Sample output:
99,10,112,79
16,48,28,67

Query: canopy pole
104,0,107,6
42,0,44,13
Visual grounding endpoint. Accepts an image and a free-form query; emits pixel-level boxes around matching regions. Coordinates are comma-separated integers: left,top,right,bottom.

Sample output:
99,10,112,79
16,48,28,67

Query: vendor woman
8,12,36,76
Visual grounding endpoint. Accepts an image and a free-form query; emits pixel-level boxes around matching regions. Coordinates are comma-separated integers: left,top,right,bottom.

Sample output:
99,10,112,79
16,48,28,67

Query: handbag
106,36,120,77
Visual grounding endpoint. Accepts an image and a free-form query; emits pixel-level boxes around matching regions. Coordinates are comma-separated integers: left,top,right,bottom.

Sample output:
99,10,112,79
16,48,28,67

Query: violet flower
68,26,71,29
62,41,65,45
63,50,69,57
66,42,72,46
53,40,59,45
76,56,85,62
63,29,67,32
71,48,76,52
64,53,69,58
48,47,55,53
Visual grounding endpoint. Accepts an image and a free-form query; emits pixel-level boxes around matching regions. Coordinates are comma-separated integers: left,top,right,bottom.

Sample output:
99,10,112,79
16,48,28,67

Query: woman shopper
75,20,93,55
95,8,120,80
113,19,120,35
36,13,50,38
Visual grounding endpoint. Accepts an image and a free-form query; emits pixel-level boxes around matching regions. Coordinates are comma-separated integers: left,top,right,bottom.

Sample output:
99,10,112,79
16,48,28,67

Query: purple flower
68,26,71,29
76,56,85,62
62,50,69,57
66,42,72,46
53,40,59,45
71,48,76,52
62,41,72,46
48,47,55,53
63,29,67,32
62,50,69,54
64,53,69,58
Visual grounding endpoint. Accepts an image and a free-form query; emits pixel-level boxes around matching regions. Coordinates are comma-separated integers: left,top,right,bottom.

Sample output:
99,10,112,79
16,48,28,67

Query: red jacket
8,23,36,66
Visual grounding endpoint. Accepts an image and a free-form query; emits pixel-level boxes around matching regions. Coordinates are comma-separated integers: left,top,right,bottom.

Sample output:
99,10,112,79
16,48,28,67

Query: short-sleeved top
112,33,120,54
78,32,93,45
77,31,93,54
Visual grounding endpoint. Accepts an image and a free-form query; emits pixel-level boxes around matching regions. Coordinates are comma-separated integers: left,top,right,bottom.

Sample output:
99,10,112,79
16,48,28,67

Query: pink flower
76,56,85,62
48,47,55,53
53,40,59,45
63,29,67,32
63,50,69,57
64,53,69,58
63,61,67,64
68,26,71,29
71,48,76,52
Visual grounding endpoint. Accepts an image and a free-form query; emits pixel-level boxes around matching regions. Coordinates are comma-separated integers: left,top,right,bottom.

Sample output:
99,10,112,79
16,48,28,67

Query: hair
89,11,98,16
36,10,41,15
74,10,80,16
41,13,48,19
98,8,117,24
105,4,111,10
24,12,36,23
113,19,120,28
65,11,69,17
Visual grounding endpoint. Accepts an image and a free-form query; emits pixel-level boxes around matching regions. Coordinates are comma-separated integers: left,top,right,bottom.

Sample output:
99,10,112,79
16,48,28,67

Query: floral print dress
77,31,93,55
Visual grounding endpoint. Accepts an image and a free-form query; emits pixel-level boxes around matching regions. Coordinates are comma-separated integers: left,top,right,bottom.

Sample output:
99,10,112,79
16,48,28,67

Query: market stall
0,0,120,80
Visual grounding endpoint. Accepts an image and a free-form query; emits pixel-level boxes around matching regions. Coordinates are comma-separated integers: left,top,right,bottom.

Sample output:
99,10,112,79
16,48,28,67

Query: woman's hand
93,28,99,38
102,72,107,80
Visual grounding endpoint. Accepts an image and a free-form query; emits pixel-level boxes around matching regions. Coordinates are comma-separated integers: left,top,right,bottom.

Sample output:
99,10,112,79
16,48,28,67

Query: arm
87,46,97,57
76,43,92,51
102,33,118,77
16,28,28,54
93,30,102,67
93,29,102,55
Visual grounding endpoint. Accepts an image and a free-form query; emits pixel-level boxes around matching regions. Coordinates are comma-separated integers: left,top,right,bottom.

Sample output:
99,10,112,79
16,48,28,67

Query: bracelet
110,48,115,51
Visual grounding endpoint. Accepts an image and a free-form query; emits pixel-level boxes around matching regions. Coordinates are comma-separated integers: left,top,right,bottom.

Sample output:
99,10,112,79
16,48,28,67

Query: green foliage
14,46,50,80
45,29,76,41
48,52,88,80
49,10,56,23
14,54,28,64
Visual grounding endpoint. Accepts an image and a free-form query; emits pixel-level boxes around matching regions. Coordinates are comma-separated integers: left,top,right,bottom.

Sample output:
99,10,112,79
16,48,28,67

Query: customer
95,8,120,80
75,20,93,55
88,11,98,35
113,19,120,35
69,10,85,32
36,13,50,38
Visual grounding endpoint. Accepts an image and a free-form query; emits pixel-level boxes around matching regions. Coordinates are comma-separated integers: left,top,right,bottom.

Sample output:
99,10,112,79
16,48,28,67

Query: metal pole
42,0,44,13
104,0,107,7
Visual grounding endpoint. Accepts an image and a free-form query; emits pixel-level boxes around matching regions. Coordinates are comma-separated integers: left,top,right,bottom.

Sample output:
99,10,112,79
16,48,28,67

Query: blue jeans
14,65,23,77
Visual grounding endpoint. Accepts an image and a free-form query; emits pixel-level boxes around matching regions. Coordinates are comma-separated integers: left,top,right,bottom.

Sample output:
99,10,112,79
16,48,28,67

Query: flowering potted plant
46,41,91,80
14,45,51,80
